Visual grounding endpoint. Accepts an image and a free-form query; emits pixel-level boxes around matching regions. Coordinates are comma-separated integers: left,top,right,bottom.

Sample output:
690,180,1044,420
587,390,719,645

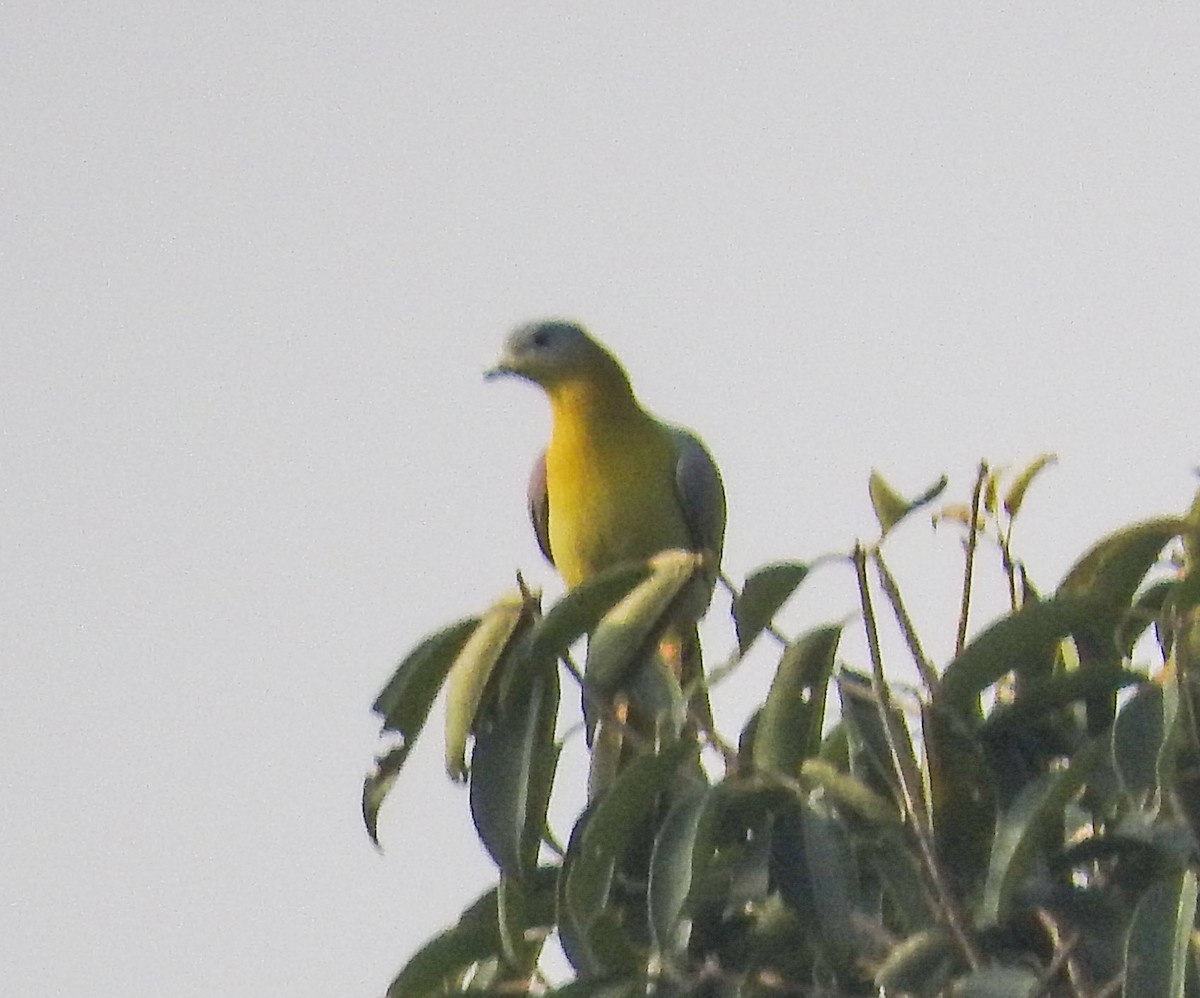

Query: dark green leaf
753,625,841,778
979,738,1104,927
373,616,479,732
837,670,905,803
563,746,688,965
469,667,560,876
732,562,810,653
923,703,996,892
384,866,558,998
800,758,901,826
984,667,1144,734
1112,682,1164,801
1125,870,1198,998
799,798,858,974
362,743,411,848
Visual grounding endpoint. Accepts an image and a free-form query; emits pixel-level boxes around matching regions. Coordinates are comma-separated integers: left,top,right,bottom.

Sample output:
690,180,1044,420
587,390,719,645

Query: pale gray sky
4,5,1199,995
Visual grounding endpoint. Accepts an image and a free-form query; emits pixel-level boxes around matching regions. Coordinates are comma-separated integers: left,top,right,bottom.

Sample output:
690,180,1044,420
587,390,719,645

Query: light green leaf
647,779,709,959
1003,453,1057,517
1125,869,1198,998
445,592,532,781
585,550,702,694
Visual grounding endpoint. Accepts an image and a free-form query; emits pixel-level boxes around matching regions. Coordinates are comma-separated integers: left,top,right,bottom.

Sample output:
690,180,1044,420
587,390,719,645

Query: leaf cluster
364,460,1200,997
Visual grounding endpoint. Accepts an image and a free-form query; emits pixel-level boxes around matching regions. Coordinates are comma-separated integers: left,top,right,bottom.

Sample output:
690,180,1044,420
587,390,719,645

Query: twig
956,461,988,656
853,543,983,970
873,547,941,697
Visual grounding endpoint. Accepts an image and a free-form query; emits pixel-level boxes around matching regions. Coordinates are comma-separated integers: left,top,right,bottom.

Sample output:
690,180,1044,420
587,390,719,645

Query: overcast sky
4,5,1199,995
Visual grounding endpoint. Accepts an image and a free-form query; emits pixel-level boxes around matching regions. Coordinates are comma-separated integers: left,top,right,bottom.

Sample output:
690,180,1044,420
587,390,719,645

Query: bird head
485,320,630,395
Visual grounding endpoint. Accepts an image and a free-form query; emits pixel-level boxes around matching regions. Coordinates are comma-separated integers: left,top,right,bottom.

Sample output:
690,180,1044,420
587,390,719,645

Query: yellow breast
545,410,690,589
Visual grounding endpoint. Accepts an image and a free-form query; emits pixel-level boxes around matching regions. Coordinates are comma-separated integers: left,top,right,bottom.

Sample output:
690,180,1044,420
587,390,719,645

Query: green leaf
939,596,1106,719
984,667,1144,734
752,625,841,777
469,666,560,877
732,561,810,653
362,743,410,848
563,746,688,967
800,758,901,826
868,470,909,535
445,593,533,781
837,670,907,803
384,866,558,998
1058,516,1184,605
1112,683,1163,801
799,798,858,974
585,550,702,695
1003,453,1057,517
978,738,1104,927
869,470,949,536
647,779,709,959
373,616,480,733
949,965,1040,997
923,703,996,892
1125,870,1198,998
524,560,654,669
874,927,959,993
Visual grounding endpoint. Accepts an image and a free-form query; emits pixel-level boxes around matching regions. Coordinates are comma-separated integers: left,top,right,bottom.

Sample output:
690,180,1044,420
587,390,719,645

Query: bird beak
483,363,511,380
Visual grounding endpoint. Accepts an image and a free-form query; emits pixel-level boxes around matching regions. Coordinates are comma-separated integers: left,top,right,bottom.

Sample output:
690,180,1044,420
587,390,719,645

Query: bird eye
531,328,552,348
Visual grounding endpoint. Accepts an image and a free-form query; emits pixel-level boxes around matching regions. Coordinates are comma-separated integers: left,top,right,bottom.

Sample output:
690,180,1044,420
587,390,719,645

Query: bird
486,319,726,788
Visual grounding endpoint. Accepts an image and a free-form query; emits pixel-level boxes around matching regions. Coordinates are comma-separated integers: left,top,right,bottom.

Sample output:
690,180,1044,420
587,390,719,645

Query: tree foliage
364,459,1200,997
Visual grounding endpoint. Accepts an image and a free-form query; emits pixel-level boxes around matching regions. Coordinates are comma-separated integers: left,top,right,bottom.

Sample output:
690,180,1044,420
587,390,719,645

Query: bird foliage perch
486,319,726,794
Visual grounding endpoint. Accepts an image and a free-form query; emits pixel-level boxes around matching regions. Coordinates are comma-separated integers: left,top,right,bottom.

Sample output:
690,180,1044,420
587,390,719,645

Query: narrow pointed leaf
362,743,411,848
874,927,959,993
800,798,858,974
648,779,709,958
1125,869,1198,998
732,562,810,653
1112,682,1164,803
923,702,995,890
1003,453,1057,517
445,593,531,781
